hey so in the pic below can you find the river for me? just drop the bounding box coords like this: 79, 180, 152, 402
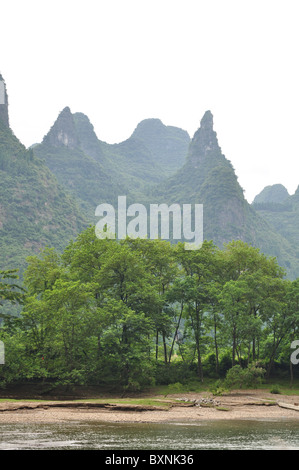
0, 419, 299, 450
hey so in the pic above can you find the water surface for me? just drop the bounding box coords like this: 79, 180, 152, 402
0, 419, 298, 450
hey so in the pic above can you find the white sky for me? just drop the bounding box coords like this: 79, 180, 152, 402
1, 0, 299, 203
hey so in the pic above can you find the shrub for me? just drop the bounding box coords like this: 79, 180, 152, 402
166, 382, 184, 394
224, 363, 265, 389
209, 380, 228, 396
270, 384, 281, 394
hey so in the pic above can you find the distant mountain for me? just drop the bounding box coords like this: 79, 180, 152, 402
0, 80, 86, 274
253, 184, 290, 204
253, 185, 299, 259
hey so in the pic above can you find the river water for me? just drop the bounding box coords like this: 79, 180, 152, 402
0, 419, 299, 450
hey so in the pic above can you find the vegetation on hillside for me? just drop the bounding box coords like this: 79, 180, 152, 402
0, 119, 86, 276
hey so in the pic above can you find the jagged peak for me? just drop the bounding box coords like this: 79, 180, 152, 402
187, 110, 222, 167
42, 106, 80, 149
60, 106, 72, 115
200, 110, 214, 130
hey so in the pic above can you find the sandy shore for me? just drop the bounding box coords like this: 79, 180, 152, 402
0, 390, 298, 424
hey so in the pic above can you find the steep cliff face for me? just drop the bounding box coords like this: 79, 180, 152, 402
155, 110, 239, 202
187, 110, 223, 169
0, 74, 9, 128
158, 111, 253, 244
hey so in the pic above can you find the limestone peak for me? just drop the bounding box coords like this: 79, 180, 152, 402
200, 110, 214, 130
187, 110, 222, 167
42, 107, 80, 149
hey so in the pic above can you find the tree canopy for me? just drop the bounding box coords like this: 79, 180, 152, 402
0, 228, 298, 391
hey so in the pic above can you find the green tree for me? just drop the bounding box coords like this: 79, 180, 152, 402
0, 269, 25, 320
219, 241, 286, 369
176, 240, 219, 381
125, 238, 178, 362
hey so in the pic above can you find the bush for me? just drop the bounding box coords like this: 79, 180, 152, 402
166, 382, 184, 394
224, 363, 266, 389
270, 384, 281, 394
209, 380, 228, 396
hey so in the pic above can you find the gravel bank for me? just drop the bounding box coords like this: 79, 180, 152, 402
0, 390, 298, 424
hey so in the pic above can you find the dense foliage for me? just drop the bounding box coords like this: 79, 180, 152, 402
1, 228, 298, 391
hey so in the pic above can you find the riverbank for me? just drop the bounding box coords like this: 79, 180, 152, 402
0, 390, 298, 424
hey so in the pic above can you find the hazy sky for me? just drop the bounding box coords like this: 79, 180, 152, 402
1, 0, 298, 202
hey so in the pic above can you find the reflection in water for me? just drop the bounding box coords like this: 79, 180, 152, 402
0, 419, 299, 450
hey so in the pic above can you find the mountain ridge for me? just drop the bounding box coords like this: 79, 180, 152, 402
1, 73, 299, 278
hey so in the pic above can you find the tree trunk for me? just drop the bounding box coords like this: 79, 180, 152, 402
266, 337, 283, 379
214, 315, 219, 376
162, 332, 167, 364
196, 338, 203, 382
232, 325, 237, 367
290, 359, 294, 388
97, 334, 101, 360
168, 302, 183, 363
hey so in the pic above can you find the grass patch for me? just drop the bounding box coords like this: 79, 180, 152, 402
216, 406, 230, 411
73, 397, 172, 408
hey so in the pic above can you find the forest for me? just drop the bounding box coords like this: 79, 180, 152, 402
0, 227, 299, 392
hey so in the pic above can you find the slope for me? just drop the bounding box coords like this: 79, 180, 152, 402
0, 117, 86, 274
